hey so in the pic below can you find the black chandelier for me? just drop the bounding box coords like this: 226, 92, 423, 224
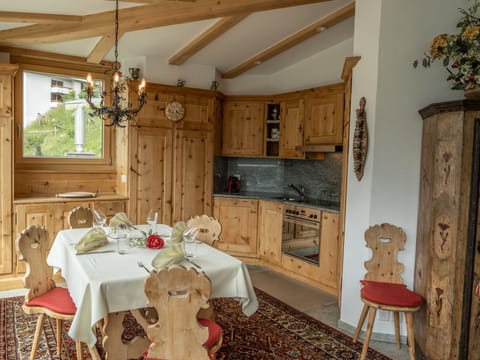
85, 0, 146, 127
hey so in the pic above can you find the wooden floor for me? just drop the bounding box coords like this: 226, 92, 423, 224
248, 265, 411, 360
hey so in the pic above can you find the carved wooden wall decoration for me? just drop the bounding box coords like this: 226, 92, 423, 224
353, 97, 367, 181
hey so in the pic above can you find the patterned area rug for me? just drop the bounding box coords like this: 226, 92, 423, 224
0, 289, 390, 360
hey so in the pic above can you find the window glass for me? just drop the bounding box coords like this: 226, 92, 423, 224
22, 71, 105, 159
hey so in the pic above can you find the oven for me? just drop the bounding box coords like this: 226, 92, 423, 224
281, 204, 321, 265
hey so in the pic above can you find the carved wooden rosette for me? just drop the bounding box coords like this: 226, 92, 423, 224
353, 97, 367, 180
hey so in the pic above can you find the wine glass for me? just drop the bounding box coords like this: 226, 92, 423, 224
92, 209, 107, 229
183, 227, 200, 258
146, 209, 158, 233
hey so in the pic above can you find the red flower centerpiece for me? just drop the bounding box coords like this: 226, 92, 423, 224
146, 234, 165, 249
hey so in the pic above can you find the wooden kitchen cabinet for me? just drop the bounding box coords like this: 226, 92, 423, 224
0, 65, 17, 276
318, 211, 339, 288
222, 101, 264, 156
172, 129, 214, 224
129, 126, 174, 226
304, 84, 344, 145
213, 197, 258, 257
124, 82, 217, 226
258, 200, 283, 264
279, 98, 304, 159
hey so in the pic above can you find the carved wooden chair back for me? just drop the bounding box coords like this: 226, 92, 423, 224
17, 225, 55, 301
143, 265, 213, 360
68, 206, 94, 229
186, 215, 222, 246
363, 223, 406, 284
353, 223, 423, 360
16, 225, 82, 359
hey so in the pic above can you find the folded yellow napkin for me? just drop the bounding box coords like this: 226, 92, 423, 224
151, 243, 185, 269
109, 212, 134, 229
170, 221, 188, 243
75, 227, 108, 254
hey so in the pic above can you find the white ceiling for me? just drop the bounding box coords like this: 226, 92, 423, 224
0, 0, 355, 77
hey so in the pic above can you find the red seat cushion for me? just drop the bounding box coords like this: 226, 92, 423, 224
24, 287, 76, 315
198, 318, 222, 349
360, 280, 423, 307
143, 318, 222, 360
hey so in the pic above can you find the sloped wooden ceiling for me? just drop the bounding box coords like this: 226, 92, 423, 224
0, 0, 355, 78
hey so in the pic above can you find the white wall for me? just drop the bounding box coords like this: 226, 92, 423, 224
341, 0, 469, 337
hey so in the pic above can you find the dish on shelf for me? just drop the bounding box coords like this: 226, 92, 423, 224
56, 191, 97, 198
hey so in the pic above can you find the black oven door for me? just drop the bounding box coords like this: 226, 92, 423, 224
282, 215, 321, 265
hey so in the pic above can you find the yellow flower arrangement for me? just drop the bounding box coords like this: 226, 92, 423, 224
414, 1, 480, 90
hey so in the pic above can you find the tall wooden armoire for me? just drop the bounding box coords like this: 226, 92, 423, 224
414, 100, 480, 359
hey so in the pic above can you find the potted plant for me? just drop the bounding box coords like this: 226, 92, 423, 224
414, 0, 480, 97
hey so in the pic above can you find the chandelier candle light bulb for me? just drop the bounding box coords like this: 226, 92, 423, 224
84, 0, 147, 127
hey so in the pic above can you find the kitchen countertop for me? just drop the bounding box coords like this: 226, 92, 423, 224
214, 191, 340, 213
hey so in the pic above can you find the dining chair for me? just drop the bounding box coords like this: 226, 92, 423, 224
352, 223, 423, 360
68, 206, 94, 228
186, 214, 222, 246
16, 225, 83, 360
142, 265, 223, 360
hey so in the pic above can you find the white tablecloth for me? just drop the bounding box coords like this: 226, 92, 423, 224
46, 224, 258, 346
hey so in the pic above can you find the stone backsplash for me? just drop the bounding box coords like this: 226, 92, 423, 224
214, 153, 342, 203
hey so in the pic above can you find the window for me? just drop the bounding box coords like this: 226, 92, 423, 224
15, 64, 113, 168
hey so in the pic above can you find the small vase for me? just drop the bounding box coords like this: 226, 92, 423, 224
464, 87, 480, 99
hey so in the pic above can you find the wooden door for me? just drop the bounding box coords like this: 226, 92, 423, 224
304, 93, 344, 145
172, 129, 214, 224
279, 99, 304, 159
258, 200, 283, 264
15, 204, 55, 274
130, 127, 173, 226
222, 101, 264, 156
213, 197, 258, 257
318, 211, 339, 289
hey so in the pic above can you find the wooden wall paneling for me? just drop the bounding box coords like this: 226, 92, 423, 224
14, 171, 118, 197
172, 129, 214, 224
131, 126, 173, 226
0, 66, 17, 275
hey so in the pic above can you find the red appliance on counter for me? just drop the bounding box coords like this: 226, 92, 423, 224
227, 176, 240, 193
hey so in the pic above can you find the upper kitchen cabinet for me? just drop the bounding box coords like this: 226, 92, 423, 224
304, 83, 345, 146
222, 101, 264, 156
0, 65, 17, 276
279, 98, 305, 159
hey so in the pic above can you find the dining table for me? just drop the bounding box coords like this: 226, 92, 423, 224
46, 224, 259, 359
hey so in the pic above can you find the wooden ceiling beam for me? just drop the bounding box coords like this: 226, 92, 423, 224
0, 11, 82, 24
222, 0, 355, 79
0, 46, 112, 69
86, 32, 122, 64
0, 0, 331, 44
169, 14, 249, 65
